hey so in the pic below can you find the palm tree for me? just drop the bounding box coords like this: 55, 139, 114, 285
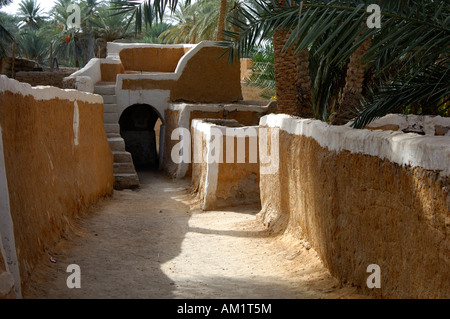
17, 0, 45, 29
92, 2, 136, 57
0, 1, 17, 57
112, 0, 188, 33
158, 2, 198, 43
244, 44, 276, 99
0, 0, 14, 42
273, 0, 313, 117
331, 33, 372, 125
221, 0, 449, 127
114, 0, 238, 43
51, 0, 74, 27
17, 28, 50, 64
138, 23, 172, 44
273, 25, 299, 115
80, 0, 101, 62
159, 0, 227, 43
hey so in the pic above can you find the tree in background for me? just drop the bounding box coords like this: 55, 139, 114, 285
0, 0, 18, 57
223, 0, 449, 127
92, 1, 136, 57
113, 0, 234, 42
17, 0, 45, 29
159, 0, 231, 43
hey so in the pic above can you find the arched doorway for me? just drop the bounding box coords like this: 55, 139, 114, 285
119, 104, 164, 170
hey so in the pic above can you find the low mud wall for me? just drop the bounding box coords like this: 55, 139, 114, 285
163, 102, 272, 178
258, 114, 450, 299
0, 76, 114, 296
15, 71, 75, 88
191, 119, 260, 210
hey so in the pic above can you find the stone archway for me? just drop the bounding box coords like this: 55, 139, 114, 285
119, 104, 165, 170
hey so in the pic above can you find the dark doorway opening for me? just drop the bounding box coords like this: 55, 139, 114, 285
119, 104, 163, 171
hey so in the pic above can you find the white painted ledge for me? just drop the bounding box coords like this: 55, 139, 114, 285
261, 114, 450, 176
366, 113, 450, 136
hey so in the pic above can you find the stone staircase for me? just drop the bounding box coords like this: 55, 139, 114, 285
94, 83, 140, 190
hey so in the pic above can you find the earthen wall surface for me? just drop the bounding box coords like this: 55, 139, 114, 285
258, 116, 450, 298
0, 79, 114, 290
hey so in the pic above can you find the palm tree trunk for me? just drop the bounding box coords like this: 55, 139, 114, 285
273, 0, 313, 117
296, 47, 314, 117
216, 0, 227, 41
332, 35, 372, 125
273, 27, 298, 115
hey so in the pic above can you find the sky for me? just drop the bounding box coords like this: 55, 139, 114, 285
1, 0, 58, 15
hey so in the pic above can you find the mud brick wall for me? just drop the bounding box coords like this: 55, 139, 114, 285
0, 76, 114, 293
258, 114, 450, 299
191, 119, 260, 210
162, 104, 269, 179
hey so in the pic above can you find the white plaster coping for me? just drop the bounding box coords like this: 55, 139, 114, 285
72, 76, 94, 94
0, 75, 103, 104
115, 88, 170, 121
191, 120, 219, 208
0, 124, 21, 298
106, 42, 196, 60
191, 119, 259, 210
172, 102, 269, 178
66, 58, 102, 82
261, 114, 450, 176
101, 57, 123, 65
366, 114, 450, 136
63, 58, 103, 93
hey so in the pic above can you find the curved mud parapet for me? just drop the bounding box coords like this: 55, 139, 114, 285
0, 76, 114, 296
258, 114, 450, 298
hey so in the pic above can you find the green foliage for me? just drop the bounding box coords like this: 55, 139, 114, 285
0, 12, 19, 57
17, 0, 45, 29
244, 43, 276, 99
221, 0, 450, 126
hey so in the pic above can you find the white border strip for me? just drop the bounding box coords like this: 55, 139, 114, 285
261, 114, 450, 175
0, 75, 103, 104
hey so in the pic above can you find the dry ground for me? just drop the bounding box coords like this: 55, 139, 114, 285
23, 171, 366, 299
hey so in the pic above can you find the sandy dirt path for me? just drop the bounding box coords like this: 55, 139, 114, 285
23, 171, 365, 299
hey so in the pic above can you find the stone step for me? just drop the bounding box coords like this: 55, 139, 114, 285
108, 137, 126, 152
102, 95, 117, 104
107, 133, 121, 139
114, 173, 140, 190
104, 124, 120, 135
104, 112, 119, 124
103, 104, 118, 114
113, 151, 133, 163
94, 85, 115, 95
114, 162, 137, 174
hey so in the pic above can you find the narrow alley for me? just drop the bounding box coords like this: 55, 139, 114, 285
23, 171, 363, 299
